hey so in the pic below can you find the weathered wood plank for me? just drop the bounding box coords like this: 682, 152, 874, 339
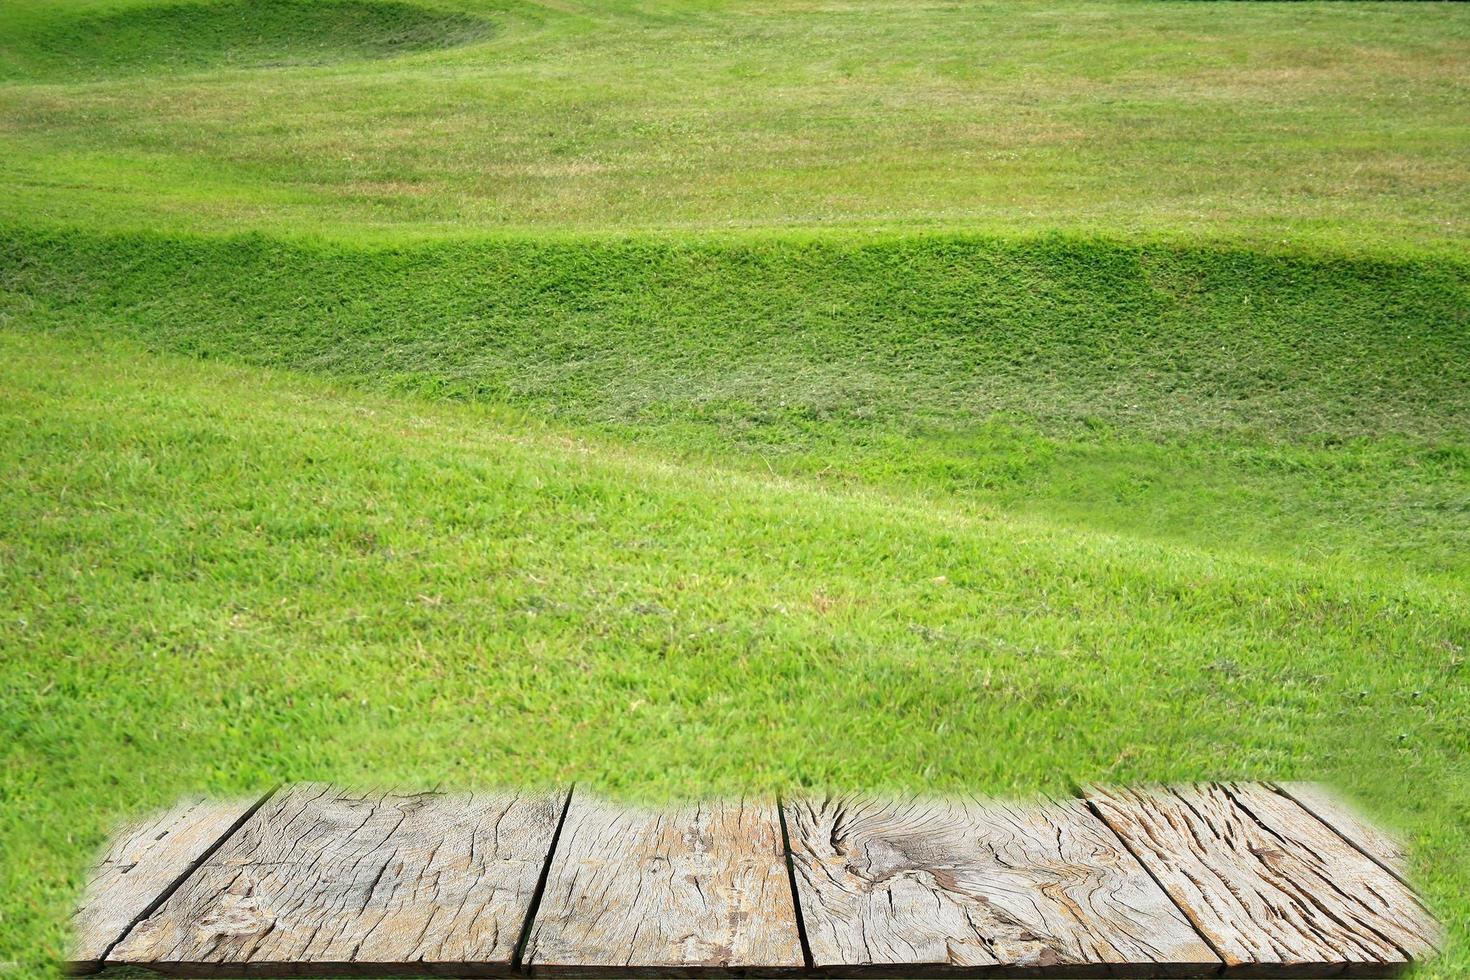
77, 783, 1441, 978
1087, 782, 1441, 977
522, 794, 803, 976
70, 796, 261, 974
1273, 782, 1408, 881
109, 784, 567, 976
784, 793, 1220, 977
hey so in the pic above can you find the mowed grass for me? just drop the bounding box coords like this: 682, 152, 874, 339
3, 332, 1467, 974
6, 230, 1468, 578
0, 0, 1466, 250
2, 0, 1470, 976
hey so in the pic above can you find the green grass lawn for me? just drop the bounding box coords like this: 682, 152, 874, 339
2, 0, 1468, 976
2, 0, 1468, 250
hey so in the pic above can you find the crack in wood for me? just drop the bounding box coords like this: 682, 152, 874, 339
1085, 782, 1441, 976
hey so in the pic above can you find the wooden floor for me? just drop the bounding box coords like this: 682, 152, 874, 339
70, 782, 1440, 978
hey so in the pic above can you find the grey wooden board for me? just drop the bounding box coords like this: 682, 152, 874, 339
522, 793, 803, 976
1087, 782, 1442, 977
109, 784, 567, 976
70, 796, 260, 973
1273, 782, 1408, 881
76, 783, 1442, 978
784, 793, 1221, 977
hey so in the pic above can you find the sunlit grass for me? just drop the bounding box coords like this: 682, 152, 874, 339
1, 0, 1466, 249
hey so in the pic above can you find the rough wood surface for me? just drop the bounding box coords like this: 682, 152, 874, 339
109, 784, 567, 976
522, 794, 803, 976
76, 783, 1441, 978
784, 793, 1220, 977
1087, 782, 1441, 977
1273, 782, 1408, 880
70, 796, 261, 974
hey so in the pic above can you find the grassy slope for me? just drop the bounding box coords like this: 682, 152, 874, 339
0, 0, 1466, 249
3, 332, 1467, 970
2, 0, 1469, 975
5, 230, 1468, 579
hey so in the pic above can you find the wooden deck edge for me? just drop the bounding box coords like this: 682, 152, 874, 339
70, 783, 1439, 980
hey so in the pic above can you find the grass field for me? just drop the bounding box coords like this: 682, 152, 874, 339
1, 1, 1468, 976
2, 0, 1468, 250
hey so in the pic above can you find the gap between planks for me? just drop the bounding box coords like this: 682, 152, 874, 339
512, 785, 576, 973
1075, 786, 1233, 972
774, 796, 815, 973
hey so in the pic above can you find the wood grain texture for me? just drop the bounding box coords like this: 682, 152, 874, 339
69, 796, 260, 974
522, 794, 803, 976
1087, 782, 1442, 977
1273, 782, 1408, 881
109, 784, 568, 976
785, 793, 1220, 978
